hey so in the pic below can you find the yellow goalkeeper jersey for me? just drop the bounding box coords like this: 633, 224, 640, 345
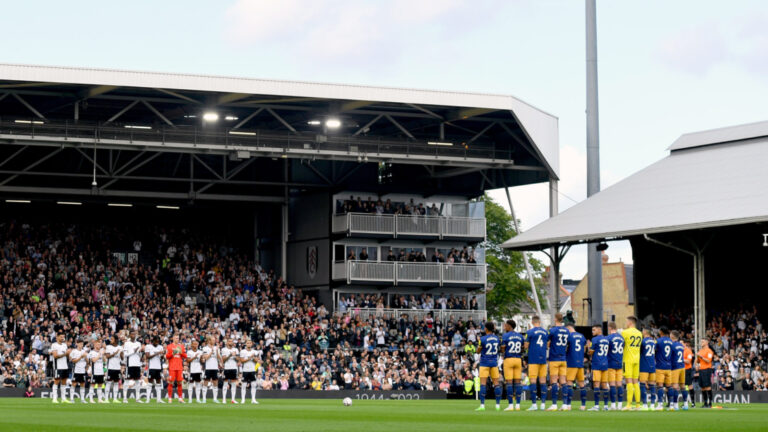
621, 327, 643, 363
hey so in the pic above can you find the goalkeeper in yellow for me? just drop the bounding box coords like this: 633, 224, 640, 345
621, 316, 643, 410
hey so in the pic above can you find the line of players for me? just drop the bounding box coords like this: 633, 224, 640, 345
48, 330, 262, 404
475, 313, 716, 411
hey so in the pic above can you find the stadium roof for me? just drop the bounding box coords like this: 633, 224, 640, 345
503, 120, 768, 250
0, 63, 559, 202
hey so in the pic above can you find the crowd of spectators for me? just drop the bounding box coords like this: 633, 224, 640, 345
0, 220, 484, 392
336, 293, 480, 312
337, 196, 441, 217
2, 220, 764, 394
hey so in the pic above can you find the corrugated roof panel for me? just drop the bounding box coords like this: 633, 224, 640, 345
669, 120, 768, 152
503, 135, 768, 250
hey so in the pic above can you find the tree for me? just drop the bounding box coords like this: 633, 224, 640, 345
480, 193, 548, 319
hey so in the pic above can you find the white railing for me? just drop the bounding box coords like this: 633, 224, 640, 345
332, 261, 347, 280
332, 214, 349, 233
395, 262, 441, 283
338, 307, 487, 324
347, 261, 395, 282
344, 260, 486, 285
441, 216, 486, 238
441, 263, 487, 285
332, 213, 485, 239
349, 213, 396, 234
395, 215, 441, 237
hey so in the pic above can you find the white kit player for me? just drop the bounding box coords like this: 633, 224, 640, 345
201, 336, 220, 403
187, 339, 203, 403
105, 334, 123, 403
124, 331, 144, 403
88, 340, 107, 403
239, 339, 260, 404
145, 336, 165, 403
51, 333, 72, 404
69, 340, 89, 403
221, 339, 240, 404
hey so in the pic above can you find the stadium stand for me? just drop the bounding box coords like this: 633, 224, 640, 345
0, 221, 482, 392
1, 220, 765, 394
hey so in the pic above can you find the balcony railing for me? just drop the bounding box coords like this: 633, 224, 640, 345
333, 213, 485, 239
345, 260, 486, 286
336, 308, 487, 324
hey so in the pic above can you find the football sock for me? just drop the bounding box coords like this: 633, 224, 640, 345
479, 384, 486, 405
550, 383, 559, 404
667, 388, 676, 406
537, 383, 544, 404
79, 386, 85, 401
97, 387, 104, 401
603, 388, 610, 405
657, 387, 665, 405
222, 382, 229, 401
634, 383, 641, 404
189, 383, 195, 402
134, 382, 141, 400
177, 383, 183, 399
626, 384, 634, 405
530, 383, 537, 404
52, 384, 58, 401
61, 384, 68, 401
707, 390, 713, 405
155, 384, 162, 401
506, 384, 514, 404
609, 386, 616, 403
593, 387, 601, 406
648, 384, 656, 404
241, 383, 247, 403
203, 384, 208, 403
494, 385, 502, 406
640, 383, 647, 404
250, 382, 258, 401
690, 388, 696, 405
213, 386, 219, 402
580, 387, 587, 406
167, 382, 174, 399
515, 383, 522, 404
617, 385, 624, 404
682, 388, 689, 405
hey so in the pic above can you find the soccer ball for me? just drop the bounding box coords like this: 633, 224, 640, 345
343, 397, 353, 407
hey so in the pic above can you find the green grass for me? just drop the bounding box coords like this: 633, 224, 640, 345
0, 398, 765, 432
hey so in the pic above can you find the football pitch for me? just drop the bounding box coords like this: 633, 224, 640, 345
0, 399, 765, 432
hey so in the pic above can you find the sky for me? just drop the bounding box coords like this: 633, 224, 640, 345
2, 0, 767, 279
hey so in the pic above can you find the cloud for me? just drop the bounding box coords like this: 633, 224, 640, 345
658, 13, 768, 76
223, 0, 471, 59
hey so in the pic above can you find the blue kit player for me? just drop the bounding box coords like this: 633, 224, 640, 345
501, 320, 524, 411
565, 324, 588, 411
524, 316, 549, 411
546, 313, 570, 411
588, 325, 610, 411
475, 322, 502, 411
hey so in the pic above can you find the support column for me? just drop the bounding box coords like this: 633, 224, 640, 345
697, 252, 706, 344
549, 179, 559, 321
693, 253, 700, 346
253, 211, 259, 264
281, 159, 288, 281
586, 0, 603, 326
